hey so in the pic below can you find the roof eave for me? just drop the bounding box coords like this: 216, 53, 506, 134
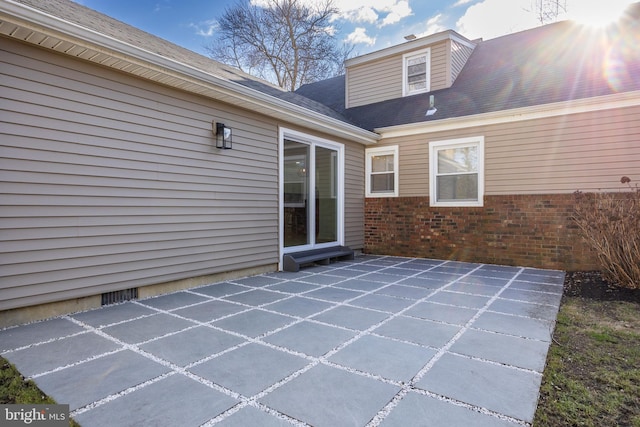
0, 0, 379, 146
374, 90, 640, 138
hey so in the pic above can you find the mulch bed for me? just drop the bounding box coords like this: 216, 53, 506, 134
563, 271, 640, 303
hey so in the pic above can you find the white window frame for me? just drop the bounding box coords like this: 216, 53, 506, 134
366, 145, 399, 197
279, 127, 345, 257
429, 136, 484, 207
402, 48, 430, 97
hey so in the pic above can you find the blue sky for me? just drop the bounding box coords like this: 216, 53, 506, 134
72, 0, 636, 57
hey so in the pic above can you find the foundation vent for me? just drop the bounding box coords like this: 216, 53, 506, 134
101, 288, 138, 306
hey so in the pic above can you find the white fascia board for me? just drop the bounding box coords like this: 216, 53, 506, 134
375, 91, 640, 138
1, 0, 379, 146
345, 30, 476, 68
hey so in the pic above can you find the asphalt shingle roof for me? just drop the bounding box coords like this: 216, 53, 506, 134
14, 0, 356, 125
297, 5, 640, 131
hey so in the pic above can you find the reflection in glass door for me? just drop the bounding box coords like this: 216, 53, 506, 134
315, 146, 337, 244
284, 140, 310, 247
283, 137, 340, 249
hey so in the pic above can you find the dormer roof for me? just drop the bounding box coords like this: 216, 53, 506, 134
298, 5, 640, 132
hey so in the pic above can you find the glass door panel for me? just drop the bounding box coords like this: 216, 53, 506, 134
284, 140, 310, 247
315, 146, 337, 244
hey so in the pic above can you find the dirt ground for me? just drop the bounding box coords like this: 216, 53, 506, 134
563, 270, 640, 303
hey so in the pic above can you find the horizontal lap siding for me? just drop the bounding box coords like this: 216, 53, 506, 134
347, 56, 401, 108
344, 141, 365, 249
379, 105, 640, 197
0, 39, 279, 310
430, 42, 448, 91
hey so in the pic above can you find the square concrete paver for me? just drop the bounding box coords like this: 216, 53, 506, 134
263, 321, 355, 357
260, 364, 400, 427
350, 293, 414, 313
223, 289, 288, 306
404, 301, 478, 325
473, 311, 555, 341
73, 373, 238, 427
416, 353, 543, 422
489, 298, 560, 321
101, 313, 194, 344
0, 256, 564, 427
375, 284, 433, 300
140, 291, 210, 311
311, 305, 390, 330
194, 282, 247, 298
0, 317, 85, 352
35, 350, 169, 410
171, 300, 247, 323
71, 303, 156, 328
263, 296, 333, 318
329, 335, 436, 382
215, 406, 294, 426
189, 343, 308, 397
380, 392, 520, 427
373, 316, 461, 348
449, 328, 551, 372
212, 309, 294, 338
7, 332, 120, 377
139, 326, 244, 366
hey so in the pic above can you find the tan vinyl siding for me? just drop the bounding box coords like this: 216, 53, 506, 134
374, 105, 640, 198
344, 141, 365, 249
347, 56, 401, 108
346, 40, 456, 108
430, 41, 448, 91
0, 39, 280, 310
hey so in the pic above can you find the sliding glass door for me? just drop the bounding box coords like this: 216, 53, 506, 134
282, 131, 342, 252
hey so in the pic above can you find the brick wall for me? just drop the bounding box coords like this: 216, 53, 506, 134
364, 194, 598, 270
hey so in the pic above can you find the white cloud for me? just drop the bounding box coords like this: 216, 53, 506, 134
331, 0, 412, 27
417, 13, 447, 37
346, 27, 377, 46
455, 0, 538, 40
189, 19, 218, 37
341, 7, 379, 24
379, 0, 413, 27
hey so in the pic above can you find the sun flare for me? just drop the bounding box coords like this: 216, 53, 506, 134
567, 1, 633, 28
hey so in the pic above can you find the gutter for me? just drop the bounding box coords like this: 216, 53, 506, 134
375, 90, 640, 138
0, 0, 380, 146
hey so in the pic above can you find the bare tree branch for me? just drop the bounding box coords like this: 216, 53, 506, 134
205, 0, 352, 91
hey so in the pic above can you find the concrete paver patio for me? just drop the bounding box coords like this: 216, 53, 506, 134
0, 256, 564, 426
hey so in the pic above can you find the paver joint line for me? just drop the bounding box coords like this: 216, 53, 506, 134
0, 256, 563, 427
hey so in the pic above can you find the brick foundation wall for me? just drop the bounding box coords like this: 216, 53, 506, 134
364, 194, 598, 271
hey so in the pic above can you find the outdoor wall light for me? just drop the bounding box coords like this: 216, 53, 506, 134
214, 122, 232, 149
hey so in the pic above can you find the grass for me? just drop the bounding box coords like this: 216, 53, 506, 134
533, 296, 640, 427
1, 356, 81, 426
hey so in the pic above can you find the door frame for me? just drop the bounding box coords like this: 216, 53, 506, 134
278, 127, 345, 264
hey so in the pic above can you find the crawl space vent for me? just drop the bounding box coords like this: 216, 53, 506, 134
101, 288, 138, 305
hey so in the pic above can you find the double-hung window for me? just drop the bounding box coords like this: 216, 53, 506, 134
365, 146, 399, 197
429, 137, 484, 207
403, 48, 430, 96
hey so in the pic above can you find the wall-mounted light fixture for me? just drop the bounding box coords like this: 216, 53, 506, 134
214, 122, 232, 149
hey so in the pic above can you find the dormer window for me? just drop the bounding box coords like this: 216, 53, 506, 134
403, 48, 430, 96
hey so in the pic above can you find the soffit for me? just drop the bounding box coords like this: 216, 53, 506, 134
0, 1, 379, 145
